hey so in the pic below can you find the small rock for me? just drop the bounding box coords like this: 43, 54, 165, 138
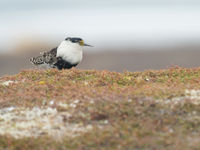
90, 100, 94, 104
169, 128, 174, 133
128, 99, 132, 103
74, 99, 80, 104
69, 103, 76, 108
49, 100, 54, 105
104, 120, 109, 124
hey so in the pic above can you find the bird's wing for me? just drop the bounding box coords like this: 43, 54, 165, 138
42, 47, 57, 64
30, 47, 58, 65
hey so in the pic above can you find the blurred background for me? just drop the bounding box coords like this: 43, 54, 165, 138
1, 0, 200, 76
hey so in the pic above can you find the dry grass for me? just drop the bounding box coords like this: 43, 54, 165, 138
0, 67, 200, 149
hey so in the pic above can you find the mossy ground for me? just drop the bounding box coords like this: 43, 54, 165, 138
1, 67, 200, 150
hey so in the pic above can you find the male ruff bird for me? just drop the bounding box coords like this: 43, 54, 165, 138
30, 37, 92, 70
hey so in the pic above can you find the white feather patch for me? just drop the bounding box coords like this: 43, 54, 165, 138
56, 41, 83, 64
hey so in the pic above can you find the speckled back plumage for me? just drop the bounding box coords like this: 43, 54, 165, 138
30, 47, 57, 67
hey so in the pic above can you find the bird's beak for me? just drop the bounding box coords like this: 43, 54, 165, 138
80, 40, 93, 47
84, 43, 93, 47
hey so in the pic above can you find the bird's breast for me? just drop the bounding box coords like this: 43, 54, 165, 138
56, 42, 83, 65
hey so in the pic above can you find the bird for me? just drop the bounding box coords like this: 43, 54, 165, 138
30, 37, 92, 70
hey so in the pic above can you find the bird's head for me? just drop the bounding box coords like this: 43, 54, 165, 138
65, 37, 93, 47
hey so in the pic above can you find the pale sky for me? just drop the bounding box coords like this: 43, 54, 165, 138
0, 0, 200, 52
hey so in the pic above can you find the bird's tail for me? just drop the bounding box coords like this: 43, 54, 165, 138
29, 57, 35, 64
29, 56, 45, 65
